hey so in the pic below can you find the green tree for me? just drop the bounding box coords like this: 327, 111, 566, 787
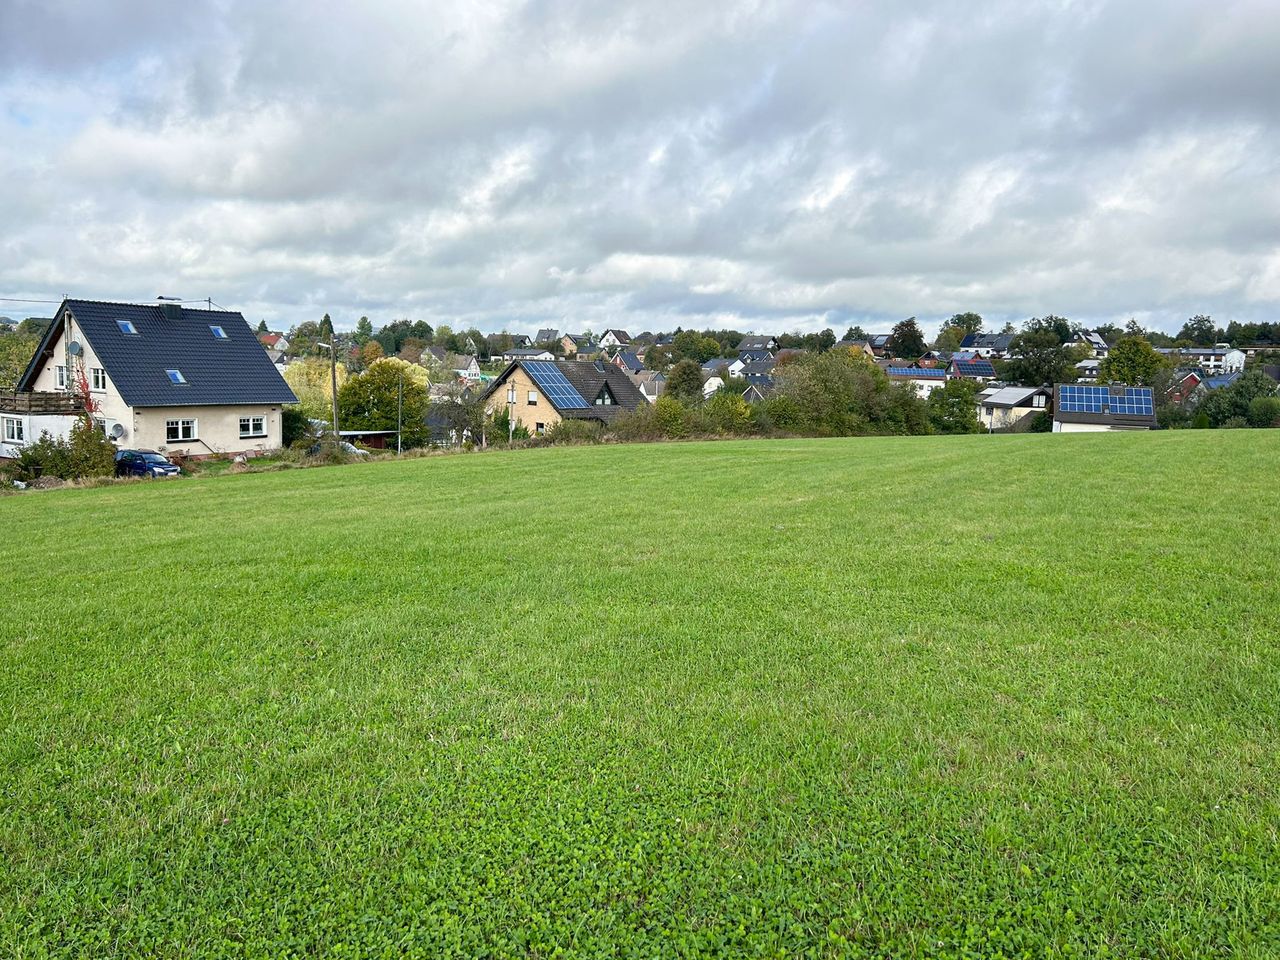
354, 316, 373, 345
948, 312, 984, 335
927, 378, 980, 434
283, 357, 349, 420
666, 359, 705, 405
1196, 371, 1279, 427
1024, 315, 1074, 345
1175, 314, 1218, 345
842, 325, 870, 342
772, 350, 927, 436
1003, 330, 1080, 386
1100, 336, 1168, 386
0, 333, 39, 390
887, 317, 927, 359
1247, 396, 1280, 428
337, 358, 432, 447
933, 325, 964, 353
256, 319, 268, 334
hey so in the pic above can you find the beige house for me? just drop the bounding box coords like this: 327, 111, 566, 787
11, 299, 296, 457
484, 359, 647, 435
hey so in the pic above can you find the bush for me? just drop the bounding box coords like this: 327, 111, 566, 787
7, 420, 116, 482
703, 391, 753, 434
1028, 411, 1053, 433
543, 419, 604, 445
653, 396, 692, 439
1247, 396, 1280, 428
1220, 416, 1249, 430
610, 403, 662, 442
282, 406, 314, 447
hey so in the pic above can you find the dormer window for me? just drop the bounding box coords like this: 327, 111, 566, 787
117, 320, 138, 334
209, 325, 228, 339
166, 369, 187, 384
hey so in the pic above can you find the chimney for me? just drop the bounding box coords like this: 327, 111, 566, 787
160, 302, 182, 321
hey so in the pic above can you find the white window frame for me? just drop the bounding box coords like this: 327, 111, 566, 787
116, 320, 137, 335
209, 325, 228, 339
2, 417, 24, 442
527, 390, 538, 406
1033, 394, 1046, 408
166, 369, 186, 384
55, 365, 68, 390
91, 367, 106, 391
166, 418, 198, 442
239, 416, 266, 438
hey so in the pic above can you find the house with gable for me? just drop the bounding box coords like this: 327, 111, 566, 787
5, 299, 296, 457
482, 358, 647, 435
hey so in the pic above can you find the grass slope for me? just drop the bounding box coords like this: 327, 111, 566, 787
2, 432, 1278, 958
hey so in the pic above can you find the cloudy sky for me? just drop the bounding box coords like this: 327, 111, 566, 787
2, 0, 1278, 337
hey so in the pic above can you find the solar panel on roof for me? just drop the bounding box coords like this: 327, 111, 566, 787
523, 361, 589, 409
1059, 384, 1152, 416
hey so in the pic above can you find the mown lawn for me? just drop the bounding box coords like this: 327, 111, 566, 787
2, 431, 1278, 958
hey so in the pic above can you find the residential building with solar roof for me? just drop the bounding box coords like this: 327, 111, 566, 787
482, 358, 648, 435
1052, 384, 1156, 432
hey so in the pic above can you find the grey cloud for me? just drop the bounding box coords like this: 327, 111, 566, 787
2, 0, 1279, 337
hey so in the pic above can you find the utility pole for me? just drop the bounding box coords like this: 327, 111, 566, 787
397, 373, 403, 454
318, 341, 339, 439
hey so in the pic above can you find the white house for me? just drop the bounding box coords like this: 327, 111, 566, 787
600, 329, 632, 349
499, 347, 555, 363
976, 385, 1050, 431
1155, 344, 1245, 374
5, 299, 296, 458
886, 366, 947, 397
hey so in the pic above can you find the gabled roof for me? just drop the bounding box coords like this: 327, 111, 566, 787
949, 357, 997, 379
981, 386, 1049, 408
701, 358, 733, 371
18, 299, 296, 407
614, 351, 644, 373
1054, 384, 1155, 427
737, 335, 775, 351
1201, 372, 1241, 390
483, 359, 647, 421
1077, 331, 1109, 349
502, 348, 555, 358
738, 360, 777, 379
535, 328, 559, 343
602, 328, 631, 343
958, 333, 1015, 351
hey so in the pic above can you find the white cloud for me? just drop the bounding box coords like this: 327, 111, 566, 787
1, 0, 1279, 338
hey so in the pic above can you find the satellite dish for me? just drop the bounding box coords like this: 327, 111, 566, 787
68, 341, 83, 356
110, 423, 126, 439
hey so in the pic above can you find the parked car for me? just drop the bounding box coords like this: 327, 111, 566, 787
115, 449, 182, 478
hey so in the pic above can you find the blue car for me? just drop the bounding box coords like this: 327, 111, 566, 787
115, 449, 181, 478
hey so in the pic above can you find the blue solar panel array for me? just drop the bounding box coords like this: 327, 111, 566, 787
1059, 385, 1153, 415
887, 366, 946, 378
953, 359, 996, 377
523, 361, 590, 409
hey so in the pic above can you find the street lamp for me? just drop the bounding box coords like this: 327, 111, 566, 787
506, 383, 516, 443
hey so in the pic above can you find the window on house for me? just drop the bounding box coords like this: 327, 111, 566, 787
239, 416, 266, 438
535, 422, 546, 435
3, 417, 23, 442
91, 367, 106, 391
527, 390, 538, 405
166, 369, 186, 384
210, 325, 228, 339
116, 320, 138, 335
1033, 394, 1046, 408
166, 418, 197, 441
55, 365, 68, 390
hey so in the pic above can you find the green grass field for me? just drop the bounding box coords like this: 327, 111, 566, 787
2, 432, 1278, 957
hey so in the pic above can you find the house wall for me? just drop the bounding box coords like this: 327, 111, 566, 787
1052, 421, 1147, 433
28, 314, 133, 434
487, 366, 563, 435
130, 404, 283, 456
0, 412, 77, 459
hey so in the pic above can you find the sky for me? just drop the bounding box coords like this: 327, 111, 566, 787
1, 0, 1278, 338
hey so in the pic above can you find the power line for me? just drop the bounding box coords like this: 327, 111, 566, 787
0, 297, 63, 304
